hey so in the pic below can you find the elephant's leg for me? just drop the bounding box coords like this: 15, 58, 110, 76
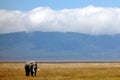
31, 65, 34, 76
31, 71, 33, 76
25, 65, 30, 76
27, 67, 30, 76
34, 69, 37, 76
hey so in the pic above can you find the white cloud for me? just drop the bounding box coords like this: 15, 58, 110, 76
0, 5, 120, 35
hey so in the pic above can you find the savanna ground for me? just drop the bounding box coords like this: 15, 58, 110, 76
1, 62, 120, 80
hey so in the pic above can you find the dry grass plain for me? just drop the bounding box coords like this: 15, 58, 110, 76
1, 62, 120, 80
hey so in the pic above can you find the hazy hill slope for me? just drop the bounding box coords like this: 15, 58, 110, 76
0, 32, 120, 61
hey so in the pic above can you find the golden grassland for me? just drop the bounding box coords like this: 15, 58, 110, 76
1, 62, 120, 80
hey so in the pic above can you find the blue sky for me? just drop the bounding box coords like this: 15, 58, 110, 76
0, 0, 120, 11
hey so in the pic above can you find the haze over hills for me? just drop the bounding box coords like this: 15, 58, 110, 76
0, 31, 120, 62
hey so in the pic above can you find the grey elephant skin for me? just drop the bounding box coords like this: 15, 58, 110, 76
25, 61, 37, 76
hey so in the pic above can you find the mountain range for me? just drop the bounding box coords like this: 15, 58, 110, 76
0, 31, 120, 62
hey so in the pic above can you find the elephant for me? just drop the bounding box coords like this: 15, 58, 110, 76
25, 61, 38, 76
